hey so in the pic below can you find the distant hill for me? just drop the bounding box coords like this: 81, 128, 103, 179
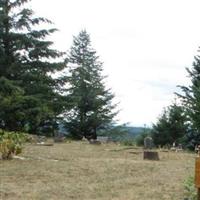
97, 125, 146, 142
125, 126, 144, 136
116, 126, 145, 141
58, 123, 146, 141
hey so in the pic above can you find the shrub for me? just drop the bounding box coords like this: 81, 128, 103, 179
184, 176, 197, 200
135, 132, 150, 146
121, 139, 135, 146
0, 130, 27, 159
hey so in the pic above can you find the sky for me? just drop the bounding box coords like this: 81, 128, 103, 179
29, 0, 200, 127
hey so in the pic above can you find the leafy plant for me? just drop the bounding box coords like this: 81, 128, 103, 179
184, 176, 197, 200
0, 130, 26, 159
135, 130, 151, 146
151, 102, 188, 147
121, 139, 135, 146
0, 0, 66, 134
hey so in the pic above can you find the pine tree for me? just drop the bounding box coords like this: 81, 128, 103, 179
0, 0, 66, 134
151, 102, 187, 147
65, 30, 117, 140
177, 49, 200, 148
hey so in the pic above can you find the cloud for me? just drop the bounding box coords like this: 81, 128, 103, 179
30, 0, 200, 126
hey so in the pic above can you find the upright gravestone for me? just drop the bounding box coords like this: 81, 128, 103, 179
54, 131, 65, 143
143, 137, 159, 161
144, 137, 153, 149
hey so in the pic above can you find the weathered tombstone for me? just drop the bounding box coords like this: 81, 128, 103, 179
195, 145, 200, 154
54, 132, 65, 143
144, 137, 153, 149
143, 137, 159, 160
176, 144, 183, 152
195, 145, 199, 154
89, 139, 101, 145
97, 136, 109, 143
169, 141, 176, 151
143, 151, 159, 160
37, 136, 47, 143
82, 137, 88, 142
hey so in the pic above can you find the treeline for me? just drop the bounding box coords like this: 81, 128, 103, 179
1, 0, 200, 148
151, 56, 200, 149
0, 0, 116, 140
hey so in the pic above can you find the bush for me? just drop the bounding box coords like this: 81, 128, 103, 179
121, 139, 135, 146
0, 130, 27, 159
184, 176, 197, 200
135, 131, 150, 146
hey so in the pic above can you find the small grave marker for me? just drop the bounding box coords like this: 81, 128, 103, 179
144, 137, 153, 149
143, 137, 159, 161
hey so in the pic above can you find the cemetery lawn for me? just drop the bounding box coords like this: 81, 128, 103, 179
0, 141, 195, 200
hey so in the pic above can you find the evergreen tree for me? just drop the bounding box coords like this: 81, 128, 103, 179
177, 49, 200, 148
65, 30, 117, 140
151, 102, 187, 147
0, 0, 66, 134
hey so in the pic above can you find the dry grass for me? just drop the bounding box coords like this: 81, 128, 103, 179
0, 141, 196, 200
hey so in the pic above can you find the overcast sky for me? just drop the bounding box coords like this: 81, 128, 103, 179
30, 0, 200, 127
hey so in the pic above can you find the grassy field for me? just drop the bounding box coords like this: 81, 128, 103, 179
0, 141, 196, 200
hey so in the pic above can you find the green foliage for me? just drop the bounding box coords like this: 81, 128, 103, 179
177, 51, 200, 149
0, 130, 27, 159
184, 176, 197, 200
135, 128, 151, 146
121, 139, 135, 146
0, 0, 66, 134
64, 30, 117, 140
151, 101, 188, 147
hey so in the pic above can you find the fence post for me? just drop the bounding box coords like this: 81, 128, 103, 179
198, 188, 200, 200
195, 157, 200, 200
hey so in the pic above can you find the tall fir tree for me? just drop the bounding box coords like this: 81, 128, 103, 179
151, 102, 187, 147
178, 49, 200, 148
0, 0, 66, 134
65, 30, 117, 140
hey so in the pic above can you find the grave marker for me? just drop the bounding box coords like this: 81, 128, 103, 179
144, 137, 153, 149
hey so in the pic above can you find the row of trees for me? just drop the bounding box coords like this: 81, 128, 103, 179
0, 0, 116, 139
151, 102, 187, 146
151, 51, 200, 149
1, 0, 200, 147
